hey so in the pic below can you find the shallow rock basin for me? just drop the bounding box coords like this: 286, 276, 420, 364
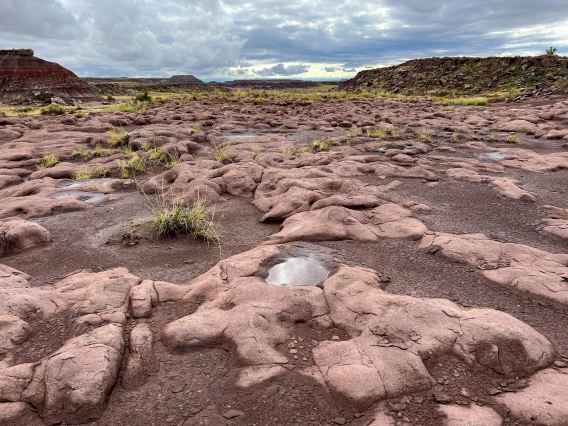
266, 257, 330, 287
483, 152, 510, 161
57, 178, 113, 189
222, 133, 258, 140
50, 190, 108, 204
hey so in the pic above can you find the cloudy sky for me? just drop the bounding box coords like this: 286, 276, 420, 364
1, 0, 567, 80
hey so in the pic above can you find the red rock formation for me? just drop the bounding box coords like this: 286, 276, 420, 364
0, 49, 102, 103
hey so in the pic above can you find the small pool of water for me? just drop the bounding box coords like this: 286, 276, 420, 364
50, 190, 107, 204
266, 257, 331, 287
57, 178, 113, 189
483, 152, 509, 161
38, 143, 63, 149
222, 133, 258, 140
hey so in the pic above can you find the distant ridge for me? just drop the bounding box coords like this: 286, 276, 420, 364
338, 56, 568, 98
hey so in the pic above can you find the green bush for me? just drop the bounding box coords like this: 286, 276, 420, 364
41, 104, 66, 116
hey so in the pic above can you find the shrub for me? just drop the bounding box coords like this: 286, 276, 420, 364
488, 132, 497, 141
37, 154, 59, 169
135, 91, 152, 102
107, 127, 130, 147
546, 46, 557, 56
148, 195, 220, 244
41, 104, 66, 116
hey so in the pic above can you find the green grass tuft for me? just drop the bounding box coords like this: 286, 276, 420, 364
107, 127, 130, 147
36, 154, 59, 169
148, 195, 220, 244
72, 166, 110, 180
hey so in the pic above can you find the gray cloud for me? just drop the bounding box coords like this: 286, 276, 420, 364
255, 63, 310, 76
1, 0, 567, 79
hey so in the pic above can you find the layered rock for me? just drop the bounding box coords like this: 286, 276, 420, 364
0, 49, 102, 104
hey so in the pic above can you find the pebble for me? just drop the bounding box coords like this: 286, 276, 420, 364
223, 409, 245, 419
333, 417, 346, 425
554, 360, 567, 368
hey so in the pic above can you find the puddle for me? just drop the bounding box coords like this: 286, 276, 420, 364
57, 178, 113, 189
222, 133, 258, 140
266, 257, 330, 287
50, 190, 108, 204
38, 143, 63, 149
483, 152, 509, 161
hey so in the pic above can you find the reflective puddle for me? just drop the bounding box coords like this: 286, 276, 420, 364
50, 190, 107, 204
57, 178, 113, 189
483, 152, 509, 161
222, 133, 258, 140
266, 257, 330, 287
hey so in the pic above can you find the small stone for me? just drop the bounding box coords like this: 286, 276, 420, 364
333, 417, 346, 425
554, 360, 567, 368
389, 402, 408, 411
331, 335, 340, 341
290, 349, 298, 354
433, 391, 452, 404
487, 388, 501, 395
460, 387, 471, 398
223, 409, 245, 419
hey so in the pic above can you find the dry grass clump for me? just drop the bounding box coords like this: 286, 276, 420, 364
506, 133, 520, 143
432, 96, 489, 106
415, 129, 432, 142
107, 127, 130, 147
36, 154, 59, 169
72, 166, 110, 180
213, 142, 232, 163
148, 194, 220, 244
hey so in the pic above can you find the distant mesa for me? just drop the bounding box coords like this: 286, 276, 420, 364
169, 75, 203, 83
0, 48, 102, 105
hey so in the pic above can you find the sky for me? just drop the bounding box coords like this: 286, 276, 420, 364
1, 0, 567, 81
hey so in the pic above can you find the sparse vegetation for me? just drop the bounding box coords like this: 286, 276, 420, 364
450, 132, 459, 142
74, 111, 85, 118
366, 127, 386, 139
506, 133, 520, 143
250, 144, 262, 153
147, 194, 220, 244
190, 124, 202, 133
347, 128, 362, 138
36, 154, 59, 169
546, 46, 558, 56
117, 153, 148, 178
213, 142, 232, 164
72, 147, 94, 161
107, 127, 130, 147
40, 104, 66, 116
135, 91, 152, 102
488, 132, 497, 142
415, 129, 432, 143
72, 166, 110, 180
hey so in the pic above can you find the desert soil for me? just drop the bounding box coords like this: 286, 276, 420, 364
0, 93, 568, 426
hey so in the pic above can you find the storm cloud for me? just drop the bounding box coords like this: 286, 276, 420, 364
1, 0, 567, 80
